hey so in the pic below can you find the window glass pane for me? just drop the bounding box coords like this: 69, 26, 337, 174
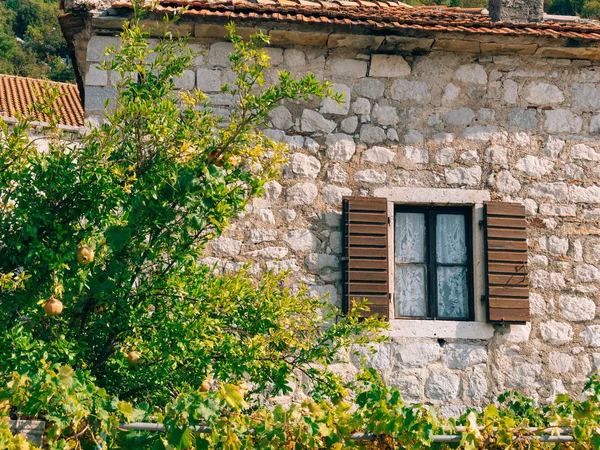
437, 266, 468, 318
396, 265, 427, 317
436, 214, 467, 265
395, 212, 426, 263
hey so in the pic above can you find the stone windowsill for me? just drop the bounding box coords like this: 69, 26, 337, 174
387, 319, 495, 340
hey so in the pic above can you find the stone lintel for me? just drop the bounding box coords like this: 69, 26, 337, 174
388, 320, 495, 339
534, 46, 600, 60
268, 29, 329, 46
374, 187, 491, 205
480, 42, 538, 55
89, 16, 600, 62
379, 35, 435, 52
194, 24, 259, 40
326, 33, 384, 50
140, 20, 194, 37
432, 39, 481, 53
91, 16, 126, 30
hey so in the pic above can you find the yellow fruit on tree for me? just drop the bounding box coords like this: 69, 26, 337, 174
200, 380, 211, 392
43, 297, 63, 316
76, 246, 95, 264
126, 351, 141, 365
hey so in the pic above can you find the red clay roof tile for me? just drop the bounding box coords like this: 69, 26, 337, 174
0, 74, 83, 127
110, 0, 600, 41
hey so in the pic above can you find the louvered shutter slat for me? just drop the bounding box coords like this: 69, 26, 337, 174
343, 196, 390, 319
484, 201, 530, 323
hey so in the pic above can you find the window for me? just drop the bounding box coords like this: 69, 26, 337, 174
342, 192, 530, 333
394, 206, 474, 321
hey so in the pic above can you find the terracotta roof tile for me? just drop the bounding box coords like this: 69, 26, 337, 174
111, 0, 600, 41
0, 75, 83, 127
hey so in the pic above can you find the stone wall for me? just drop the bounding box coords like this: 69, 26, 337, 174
85, 34, 600, 415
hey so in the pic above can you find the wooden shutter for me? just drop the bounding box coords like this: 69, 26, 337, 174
342, 196, 390, 319
484, 202, 530, 323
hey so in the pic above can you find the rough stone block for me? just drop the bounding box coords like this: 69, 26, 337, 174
322, 185, 352, 205
328, 58, 368, 78
443, 344, 487, 369
355, 169, 387, 184
425, 372, 461, 401
404, 146, 429, 164
174, 70, 195, 90
320, 83, 351, 115
85, 87, 117, 112
397, 342, 441, 368
196, 68, 221, 92
283, 229, 317, 252
353, 77, 384, 100
369, 54, 411, 78
559, 294, 596, 322
209, 42, 235, 67
445, 167, 482, 186
516, 156, 554, 177
86, 65, 108, 86
540, 320, 573, 346
301, 110, 336, 133
359, 124, 386, 145
362, 146, 396, 164
87, 35, 120, 62
524, 82, 564, 105
287, 182, 318, 206
454, 64, 487, 85
325, 133, 356, 162
390, 80, 431, 104
287, 153, 321, 179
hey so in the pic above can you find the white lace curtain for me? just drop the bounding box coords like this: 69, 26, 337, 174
395, 212, 468, 319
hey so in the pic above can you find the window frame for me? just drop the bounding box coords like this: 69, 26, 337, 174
394, 204, 475, 321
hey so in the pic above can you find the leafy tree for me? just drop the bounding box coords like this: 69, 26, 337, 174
0, 0, 74, 82
582, 0, 600, 16
0, 5, 385, 408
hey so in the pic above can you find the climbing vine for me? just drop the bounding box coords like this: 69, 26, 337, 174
4, 366, 600, 449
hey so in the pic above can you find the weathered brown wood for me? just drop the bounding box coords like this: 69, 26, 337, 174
485, 203, 526, 217
485, 202, 530, 324
348, 259, 389, 270
489, 298, 530, 309
488, 286, 529, 298
347, 223, 387, 235
487, 251, 528, 263
347, 236, 388, 246
347, 199, 390, 212
348, 271, 389, 281
347, 212, 387, 223
347, 282, 389, 294
488, 262, 527, 274
486, 217, 527, 229
489, 307, 529, 322
348, 247, 388, 258
486, 239, 528, 251
488, 274, 529, 286
343, 196, 389, 319
486, 228, 528, 240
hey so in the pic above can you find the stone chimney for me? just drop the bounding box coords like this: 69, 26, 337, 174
489, 0, 544, 23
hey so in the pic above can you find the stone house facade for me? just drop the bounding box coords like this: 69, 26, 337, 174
60, 0, 600, 416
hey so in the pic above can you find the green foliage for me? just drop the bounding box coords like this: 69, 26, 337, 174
582, 0, 600, 17
404, 0, 600, 17
0, 0, 74, 82
0, 3, 383, 412
6, 364, 600, 449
